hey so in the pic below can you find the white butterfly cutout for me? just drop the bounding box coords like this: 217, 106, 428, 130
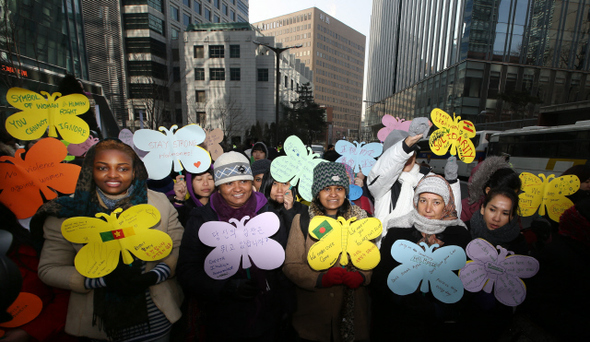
270, 135, 326, 202
198, 212, 285, 280
335, 140, 383, 175
388, 239, 466, 304
133, 124, 211, 180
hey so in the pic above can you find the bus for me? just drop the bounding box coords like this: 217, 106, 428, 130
487, 121, 590, 176
416, 130, 499, 178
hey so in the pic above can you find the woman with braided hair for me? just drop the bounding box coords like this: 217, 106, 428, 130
33, 139, 183, 341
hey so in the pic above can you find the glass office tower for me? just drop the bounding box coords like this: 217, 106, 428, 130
365, 0, 590, 135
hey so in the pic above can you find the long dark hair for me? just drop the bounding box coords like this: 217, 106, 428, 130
260, 171, 299, 210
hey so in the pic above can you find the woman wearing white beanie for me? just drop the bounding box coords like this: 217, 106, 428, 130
370, 175, 471, 341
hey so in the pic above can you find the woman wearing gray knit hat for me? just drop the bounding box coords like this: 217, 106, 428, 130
177, 151, 291, 341
369, 175, 471, 341
283, 162, 373, 342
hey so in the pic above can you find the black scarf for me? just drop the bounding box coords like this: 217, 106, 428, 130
469, 210, 520, 247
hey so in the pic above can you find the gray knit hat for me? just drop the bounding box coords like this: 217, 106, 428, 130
413, 175, 451, 206
312, 162, 349, 198
213, 151, 253, 186
251, 158, 271, 176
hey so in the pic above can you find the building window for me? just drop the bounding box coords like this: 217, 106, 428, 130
258, 68, 269, 82
173, 67, 180, 81
183, 13, 191, 26
196, 90, 206, 102
214, 0, 220, 9
172, 48, 179, 61
214, 14, 220, 23
210, 68, 225, 80
204, 7, 211, 21
195, 67, 205, 80
230, 68, 240, 81
230, 44, 240, 58
193, 1, 201, 14
194, 45, 204, 58
237, 0, 248, 16
170, 6, 179, 21
222, 3, 228, 15
209, 45, 224, 58
148, 14, 165, 35
230, 10, 235, 21
171, 27, 180, 40
176, 109, 183, 123
174, 91, 182, 102
284, 76, 288, 87
197, 111, 206, 126
148, 0, 163, 13
183, 0, 190, 7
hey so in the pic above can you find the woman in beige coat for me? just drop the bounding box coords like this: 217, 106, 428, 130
33, 139, 183, 341
284, 162, 372, 342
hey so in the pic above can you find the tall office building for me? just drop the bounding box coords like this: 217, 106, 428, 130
82, 0, 249, 129
0, 0, 121, 137
253, 7, 365, 142
365, 0, 590, 137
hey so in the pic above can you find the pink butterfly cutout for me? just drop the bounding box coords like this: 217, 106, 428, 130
459, 238, 539, 306
377, 115, 412, 142
67, 135, 99, 157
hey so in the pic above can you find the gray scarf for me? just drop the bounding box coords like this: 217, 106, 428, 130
388, 210, 466, 235
469, 210, 520, 247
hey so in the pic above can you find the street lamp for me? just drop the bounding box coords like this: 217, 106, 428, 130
253, 40, 302, 145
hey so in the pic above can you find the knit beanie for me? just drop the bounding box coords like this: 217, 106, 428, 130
251, 158, 271, 176
413, 175, 451, 206
213, 151, 253, 186
312, 162, 349, 198
383, 130, 409, 152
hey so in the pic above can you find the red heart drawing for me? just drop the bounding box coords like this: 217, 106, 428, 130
194, 161, 201, 168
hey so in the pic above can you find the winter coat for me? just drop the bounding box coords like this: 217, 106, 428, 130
176, 191, 290, 340
370, 224, 472, 341
37, 190, 184, 339
283, 203, 371, 342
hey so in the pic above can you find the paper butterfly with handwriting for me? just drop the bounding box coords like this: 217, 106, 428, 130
198, 212, 285, 280
519, 172, 580, 222
428, 108, 477, 164
335, 140, 383, 175
67, 135, 99, 157
387, 239, 466, 303
0, 292, 42, 332
5, 87, 90, 144
118, 128, 147, 158
61, 204, 172, 278
459, 238, 539, 306
307, 215, 382, 271
0, 138, 80, 219
270, 135, 326, 202
204, 128, 224, 161
133, 124, 211, 180
377, 115, 412, 142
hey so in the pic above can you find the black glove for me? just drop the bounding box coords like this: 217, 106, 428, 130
223, 279, 259, 300
103, 260, 156, 295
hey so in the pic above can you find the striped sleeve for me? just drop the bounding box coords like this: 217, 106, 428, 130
150, 262, 171, 284
84, 277, 106, 289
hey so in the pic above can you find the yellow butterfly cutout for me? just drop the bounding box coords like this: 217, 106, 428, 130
519, 173, 580, 222
61, 204, 173, 278
429, 108, 477, 163
307, 215, 382, 271
5, 87, 90, 144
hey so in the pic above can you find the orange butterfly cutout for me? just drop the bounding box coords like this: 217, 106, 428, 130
0, 137, 81, 218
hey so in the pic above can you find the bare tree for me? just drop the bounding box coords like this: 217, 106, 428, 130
190, 94, 248, 145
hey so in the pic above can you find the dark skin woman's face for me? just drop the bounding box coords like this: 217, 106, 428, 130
93, 149, 134, 196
